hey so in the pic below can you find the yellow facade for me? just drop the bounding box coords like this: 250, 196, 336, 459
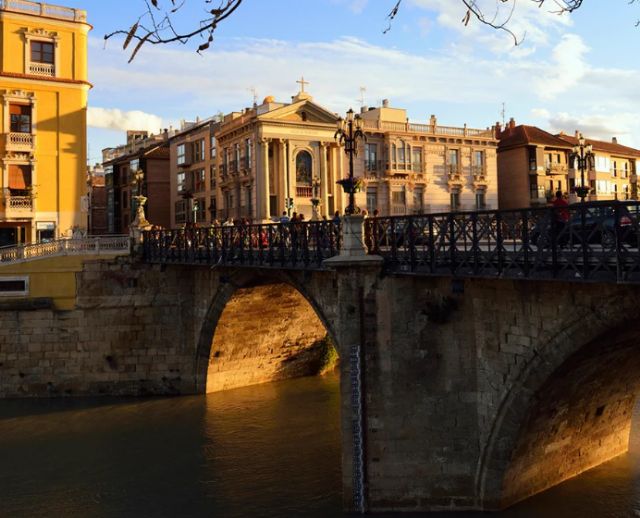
0, 0, 89, 246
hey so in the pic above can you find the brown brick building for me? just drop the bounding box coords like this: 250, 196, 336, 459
103, 140, 170, 233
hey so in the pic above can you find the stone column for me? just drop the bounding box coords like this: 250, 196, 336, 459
320, 142, 330, 217
277, 139, 286, 214
260, 138, 271, 221
337, 144, 346, 214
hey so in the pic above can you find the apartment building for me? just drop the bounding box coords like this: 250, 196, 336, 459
168, 118, 218, 227
497, 120, 573, 209
557, 132, 640, 202
103, 131, 170, 234
0, 0, 90, 246
358, 101, 498, 214
497, 119, 640, 209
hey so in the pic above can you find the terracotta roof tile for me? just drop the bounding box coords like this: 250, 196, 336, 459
498, 125, 572, 150
556, 134, 640, 158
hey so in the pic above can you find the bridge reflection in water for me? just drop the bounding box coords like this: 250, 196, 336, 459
144, 201, 640, 283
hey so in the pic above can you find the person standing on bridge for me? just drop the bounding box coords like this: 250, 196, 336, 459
552, 190, 569, 245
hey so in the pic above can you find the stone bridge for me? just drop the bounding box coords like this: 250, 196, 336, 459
1, 210, 640, 512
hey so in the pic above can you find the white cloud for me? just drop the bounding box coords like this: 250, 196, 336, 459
408, 0, 573, 52
536, 34, 589, 99
87, 107, 164, 133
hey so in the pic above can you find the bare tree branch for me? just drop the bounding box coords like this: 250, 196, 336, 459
107, 0, 595, 61
104, 0, 244, 62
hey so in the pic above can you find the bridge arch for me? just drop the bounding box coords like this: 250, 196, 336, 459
478, 291, 640, 509
193, 269, 340, 394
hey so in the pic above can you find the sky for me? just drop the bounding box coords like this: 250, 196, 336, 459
58, 0, 640, 163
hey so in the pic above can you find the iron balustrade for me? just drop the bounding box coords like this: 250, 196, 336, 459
143, 221, 341, 270
141, 201, 640, 283
364, 201, 640, 283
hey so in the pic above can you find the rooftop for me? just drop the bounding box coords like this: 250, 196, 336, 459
0, 0, 87, 23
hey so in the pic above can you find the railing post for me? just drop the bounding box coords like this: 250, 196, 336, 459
580, 204, 589, 280
615, 202, 623, 282
471, 212, 479, 276
428, 215, 436, 274
550, 207, 558, 278
448, 213, 456, 275
408, 215, 416, 272
521, 210, 529, 277
496, 211, 504, 276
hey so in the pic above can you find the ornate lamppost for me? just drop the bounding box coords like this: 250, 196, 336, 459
310, 177, 321, 220
131, 168, 150, 228
335, 108, 366, 215
570, 133, 594, 203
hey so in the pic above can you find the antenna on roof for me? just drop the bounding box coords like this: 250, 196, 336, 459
357, 86, 367, 108
248, 86, 258, 107
501, 102, 506, 126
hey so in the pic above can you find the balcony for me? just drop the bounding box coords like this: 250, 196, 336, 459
296, 186, 313, 198
0, 0, 87, 22
2, 194, 34, 214
28, 62, 55, 77
6, 132, 35, 152
545, 163, 567, 175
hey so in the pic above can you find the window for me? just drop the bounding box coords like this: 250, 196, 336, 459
129, 159, 140, 176
177, 144, 186, 165
397, 142, 406, 163
0, 277, 29, 296
528, 147, 537, 171
234, 143, 241, 164
529, 177, 545, 200
366, 187, 378, 214
595, 156, 610, 172
122, 192, 128, 209
175, 200, 186, 224
31, 41, 54, 64
210, 136, 217, 158
391, 144, 397, 163
612, 161, 618, 177
296, 150, 312, 185
391, 189, 406, 215
8, 165, 32, 194
193, 169, 206, 192
413, 187, 424, 213
193, 139, 205, 162
412, 147, 423, 173
448, 149, 459, 172
9, 104, 31, 133
365, 143, 378, 170
450, 192, 460, 210
177, 172, 186, 193
209, 196, 217, 219
623, 163, 629, 179
244, 138, 252, 169
210, 165, 217, 189
473, 151, 484, 167
475, 192, 486, 209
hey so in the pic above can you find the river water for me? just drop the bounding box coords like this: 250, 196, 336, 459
1, 372, 639, 518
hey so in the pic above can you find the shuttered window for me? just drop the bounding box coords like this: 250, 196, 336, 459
8, 165, 32, 190
9, 104, 31, 133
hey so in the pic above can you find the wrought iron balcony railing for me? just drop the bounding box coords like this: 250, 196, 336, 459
4, 195, 33, 211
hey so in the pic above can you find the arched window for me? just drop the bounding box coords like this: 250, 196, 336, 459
296, 150, 312, 185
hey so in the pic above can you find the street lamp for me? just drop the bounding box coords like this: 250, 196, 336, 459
570, 133, 594, 203
335, 108, 366, 215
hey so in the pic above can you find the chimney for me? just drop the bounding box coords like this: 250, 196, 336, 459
508, 117, 516, 131
495, 121, 502, 137
196, 116, 200, 123
574, 130, 580, 138
360, 105, 368, 114
612, 137, 618, 144
382, 99, 390, 108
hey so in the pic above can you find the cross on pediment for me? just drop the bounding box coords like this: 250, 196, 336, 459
296, 76, 309, 93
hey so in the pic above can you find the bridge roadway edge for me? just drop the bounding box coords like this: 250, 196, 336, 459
0, 255, 640, 512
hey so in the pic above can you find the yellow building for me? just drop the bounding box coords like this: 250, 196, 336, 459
0, 0, 89, 246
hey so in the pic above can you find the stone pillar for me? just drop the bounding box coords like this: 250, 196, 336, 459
277, 139, 287, 215
260, 138, 271, 221
320, 142, 330, 217
337, 144, 346, 214
286, 140, 293, 212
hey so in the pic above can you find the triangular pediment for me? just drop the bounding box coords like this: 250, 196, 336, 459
259, 99, 339, 124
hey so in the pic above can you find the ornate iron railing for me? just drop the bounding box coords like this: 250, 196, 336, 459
364, 201, 640, 283
0, 236, 130, 264
143, 221, 341, 270
7, 132, 35, 150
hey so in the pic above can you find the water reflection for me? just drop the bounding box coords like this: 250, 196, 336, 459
0, 373, 639, 517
